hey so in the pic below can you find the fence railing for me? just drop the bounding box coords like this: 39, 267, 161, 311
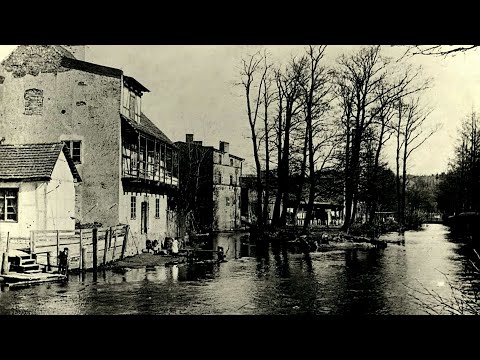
1, 225, 131, 272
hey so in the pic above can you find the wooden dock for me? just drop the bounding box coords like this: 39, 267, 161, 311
0, 272, 67, 288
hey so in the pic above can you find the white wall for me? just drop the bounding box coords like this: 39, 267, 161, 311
46, 151, 75, 230
0, 181, 40, 239
119, 190, 168, 254
0, 151, 76, 239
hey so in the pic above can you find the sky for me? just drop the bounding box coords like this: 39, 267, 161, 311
1, 45, 480, 176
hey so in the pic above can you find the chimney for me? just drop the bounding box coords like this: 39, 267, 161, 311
193, 140, 203, 146
186, 134, 194, 143
219, 141, 229, 154
62, 45, 87, 61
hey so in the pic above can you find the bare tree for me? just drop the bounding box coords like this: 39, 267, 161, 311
401, 45, 479, 58
334, 46, 431, 231
259, 58, 276, 227
396, 96, 438, 227
271, 57, 307, 226
239, 51, 270, 230
299, 45, 339, 230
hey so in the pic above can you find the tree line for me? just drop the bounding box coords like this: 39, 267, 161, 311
238, 45, 438, 234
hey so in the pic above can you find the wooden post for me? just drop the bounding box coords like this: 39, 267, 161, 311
47, 251, 52, 272
112, 227, 118, 261
56, 230, 60, 267
79, 229, 83, 271
103, 228, 109, 266
92, 228, 98, 275
2, 232, 10, 274
81, 247, 87, 271
121, 225, 129, 260
108, 226, 113, 248
30, 230, 35, 255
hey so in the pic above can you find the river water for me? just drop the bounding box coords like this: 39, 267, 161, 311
0, 224, 478, 315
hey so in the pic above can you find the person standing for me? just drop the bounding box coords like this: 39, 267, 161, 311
171, 238, 179, 257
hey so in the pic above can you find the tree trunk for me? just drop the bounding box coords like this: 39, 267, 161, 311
272, 104, 283, 226
303, 115, 316, 230
292, 126, 308, 226
368, 120, 386, 225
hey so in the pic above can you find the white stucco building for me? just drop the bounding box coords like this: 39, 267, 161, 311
0, 143, 81, 239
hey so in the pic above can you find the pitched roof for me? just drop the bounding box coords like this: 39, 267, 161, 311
0, 143, 81, 182
121, 113, 174, 146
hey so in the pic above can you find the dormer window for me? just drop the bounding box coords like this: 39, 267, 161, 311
122, 84, 142, 123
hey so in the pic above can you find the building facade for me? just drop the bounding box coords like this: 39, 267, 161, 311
0, 45, 179, 250
175, 134, 243, 232
0, 143, 81, 239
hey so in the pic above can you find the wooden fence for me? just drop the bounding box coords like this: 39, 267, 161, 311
1, 225, 130, 272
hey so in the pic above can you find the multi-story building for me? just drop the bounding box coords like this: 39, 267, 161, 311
0, 45, 179, 251
175, 134, 243, 232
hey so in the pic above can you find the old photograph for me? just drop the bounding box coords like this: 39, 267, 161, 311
0, 45, 479, 315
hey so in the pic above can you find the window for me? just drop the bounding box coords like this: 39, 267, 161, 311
63, 140, 82, 164
226, 197, 230, 206
0, 188, 18, 222
230, 175, 234, 185
24, 89, 44, 115
129, 92, 136, 120
219, 154, 223, 164
155, 198, 160, 218
230, 158, 234, 167
131, 196, 136, 220
216, 172, 222, 184
122, 86, 130, 114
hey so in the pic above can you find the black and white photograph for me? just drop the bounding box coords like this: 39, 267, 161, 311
0, 44, 479, 316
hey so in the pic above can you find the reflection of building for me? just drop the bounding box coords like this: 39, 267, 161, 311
175, 134, 243, 232
240, 175, 276, 225
0, 143, 81, 238
0, 45, 179, 248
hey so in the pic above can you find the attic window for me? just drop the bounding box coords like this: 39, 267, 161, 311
63, 140, 82, 164
24, 89, 43, 115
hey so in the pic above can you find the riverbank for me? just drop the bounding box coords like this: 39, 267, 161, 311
263, 227, 389, 252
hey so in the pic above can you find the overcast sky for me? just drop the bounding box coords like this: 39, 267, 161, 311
1, 45, 479, 176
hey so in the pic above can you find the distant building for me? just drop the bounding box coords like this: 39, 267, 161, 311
175, 134, 243, 232
0, 45, 179, 251
0, 143, 81, 239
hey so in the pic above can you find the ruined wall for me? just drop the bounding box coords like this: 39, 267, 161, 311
0, 46, 122, 227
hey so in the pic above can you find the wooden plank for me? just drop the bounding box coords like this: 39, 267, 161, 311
112, 228, 117, 261
103, 228, 109, 266
56, 230, 60, 266
121, 225, 129, 259
82, 247, 87, 271
79, 228, 83, 271
1, 232, 10, 274
92, 228, 98, 274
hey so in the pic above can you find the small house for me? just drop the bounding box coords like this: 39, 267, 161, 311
0, 143, 81, 240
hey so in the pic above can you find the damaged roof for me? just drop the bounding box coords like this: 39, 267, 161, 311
0, 143, 81, 182
121, 113, 175, 146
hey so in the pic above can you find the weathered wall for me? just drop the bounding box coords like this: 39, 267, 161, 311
0, 48, 122, 227
212, 151, 242, 231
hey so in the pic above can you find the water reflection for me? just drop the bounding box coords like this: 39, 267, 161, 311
0, 225, 477, 315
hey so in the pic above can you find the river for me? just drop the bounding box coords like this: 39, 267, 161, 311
0, 224, 478, 315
